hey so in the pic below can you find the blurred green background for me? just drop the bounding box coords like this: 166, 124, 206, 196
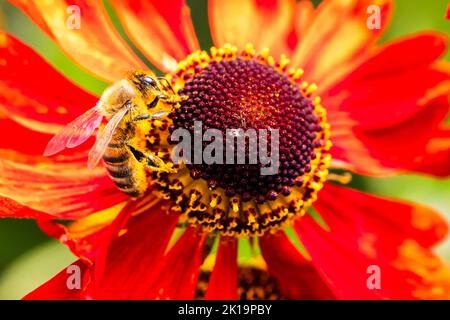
0, 0, 449, 299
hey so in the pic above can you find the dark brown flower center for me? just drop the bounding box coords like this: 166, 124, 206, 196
148, 45, 331, 237
196, 267, 285, 300
169, 58, 321, 203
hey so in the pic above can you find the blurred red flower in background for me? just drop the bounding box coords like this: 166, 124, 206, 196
0, 0, 450, 299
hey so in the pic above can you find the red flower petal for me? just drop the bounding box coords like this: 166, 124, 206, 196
410, 128, 450, 176
293, 0, 315, 45
446, 2, 450, 19
0, 153, 126, 219
324, 34, 450, 176
331, 94, 450, 177
294, 183, 450, 299
7, 1, 54, 39
0, 33, 98, 135
9, 1, 146, 82
209, 0, 297, 57
37, 212, 118, 264
31, 204, 156, 299
204, 238, 238, 300
0, 195, 54, 219
35, 196, 158, 272
0, 119, 54, 155
147, 227, 206, 300
324, 33, 449, 130
291, 0, 392, 84
319, 183, 447, 247
32, 199, 179, 299
110, 0, 200, 73
259, 231, 335, 299
23, 260, 91, 300
91, 204, 180, 299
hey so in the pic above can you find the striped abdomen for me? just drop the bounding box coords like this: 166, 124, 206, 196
103, 128, 147, 197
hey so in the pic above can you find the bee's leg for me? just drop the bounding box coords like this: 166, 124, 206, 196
133, 110, 169, 121
146, 95, 160, 109
126, 144, 176, 174
156, 78, 184, 106
157, 77, 176, 95
126, 144, 144, 161
147, 93, 179, 108
144, 151, 177, 173
133, 114, 151, 121
158, 94, 181, 106
135, 96, 168, 121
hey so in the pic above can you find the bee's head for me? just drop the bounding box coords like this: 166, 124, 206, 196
130, 70, 158, 92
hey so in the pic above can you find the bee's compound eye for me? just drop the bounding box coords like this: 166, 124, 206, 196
142, 76, 156, 88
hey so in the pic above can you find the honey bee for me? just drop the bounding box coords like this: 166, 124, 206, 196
44, 70, 178, 197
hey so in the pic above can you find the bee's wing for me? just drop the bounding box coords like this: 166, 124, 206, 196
43, 106, 104, 156
87, 105, 130, 170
